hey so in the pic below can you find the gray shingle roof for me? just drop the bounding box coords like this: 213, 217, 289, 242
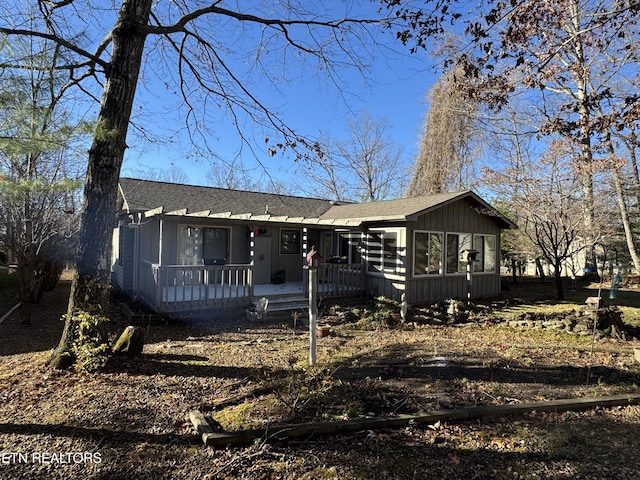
320, 190, 516, 229
118, 178, 337, 218
320, 191, 467, 221
117, 178, 515, 229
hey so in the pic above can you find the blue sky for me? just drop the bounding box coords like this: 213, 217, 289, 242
123, 52, 434, 187
117, 4, 442, 190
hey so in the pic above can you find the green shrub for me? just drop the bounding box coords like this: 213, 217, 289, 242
66, 310, 111, 372
373, 296, 400, 326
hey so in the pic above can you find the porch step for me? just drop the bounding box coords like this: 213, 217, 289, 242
253, 295, 308, 313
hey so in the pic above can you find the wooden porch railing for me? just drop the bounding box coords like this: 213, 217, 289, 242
137, 261, 364, 314
316, 262, 365, 297
138, 261, 253, 312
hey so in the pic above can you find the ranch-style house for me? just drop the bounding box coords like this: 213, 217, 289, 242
111, 178, 516, 317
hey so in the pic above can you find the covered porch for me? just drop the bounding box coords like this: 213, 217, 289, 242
137, 261, 364, 314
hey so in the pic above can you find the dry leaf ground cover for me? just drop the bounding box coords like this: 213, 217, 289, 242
1, 269, 640, 479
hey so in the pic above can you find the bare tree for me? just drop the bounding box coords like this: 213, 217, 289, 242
296, 134, 349, 201
485, 135, 590, 300
125, 165, 190, 184
407, 65, 479, 196
446, 0, 640, 274
0, 1, 432, 368
299, 112, 408, 202
206, 161, 259, 191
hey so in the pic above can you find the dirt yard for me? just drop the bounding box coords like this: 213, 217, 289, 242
1, 277, 640, 479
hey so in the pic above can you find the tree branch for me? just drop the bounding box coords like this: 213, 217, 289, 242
0, 27, 109, 70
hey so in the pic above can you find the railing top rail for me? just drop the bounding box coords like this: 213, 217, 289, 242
149, 263, 252, 269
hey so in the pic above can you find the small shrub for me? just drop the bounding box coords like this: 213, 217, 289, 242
66, 310, 111, 372
262, 359, 336, 420
374, 296, 401, 327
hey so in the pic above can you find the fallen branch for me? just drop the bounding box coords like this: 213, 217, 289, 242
190, 393, 640, 447
0, 303, 21, 325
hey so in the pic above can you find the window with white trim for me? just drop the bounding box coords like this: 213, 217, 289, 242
413, 231, 443, 276
474, 234, 497, 273
446, 233, 472, 274
280, 229, 301, 255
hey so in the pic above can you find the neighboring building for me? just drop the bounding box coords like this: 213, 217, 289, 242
112, 178, 516, 317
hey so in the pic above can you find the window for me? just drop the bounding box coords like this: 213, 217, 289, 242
367, 230, 398, 273
280, 229, 301, 255
338, 232, 362, 264
446, 233, 472, 274
179, 226, 203, 265
413, 231, 443, 276
203, 228, 229, 264
474, 234, 496, 273
178, 226, 228, 265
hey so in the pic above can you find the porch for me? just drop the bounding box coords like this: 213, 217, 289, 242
137, 261, 365, 314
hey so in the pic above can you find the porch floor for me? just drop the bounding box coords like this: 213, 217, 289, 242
254, 282, 304, 297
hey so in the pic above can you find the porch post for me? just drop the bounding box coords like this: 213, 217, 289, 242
158, 217, 163, 265
249, 228, 255, 301
302, 227, 309, 296
466, 261, 473, 304
155, 217, 163, 309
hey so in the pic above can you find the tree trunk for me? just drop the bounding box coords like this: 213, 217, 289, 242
18, 259, 33, 326
50, 0, 153, 369
535, 258, 546, 278
611, 157, 640, 273
567, 0, 597, 274
602, 121, 640, 273
623, 134, 640, 210
554, 263, 565, 300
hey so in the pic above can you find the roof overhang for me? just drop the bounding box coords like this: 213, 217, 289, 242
404, 192, 517, 230
138, 206, 363, 228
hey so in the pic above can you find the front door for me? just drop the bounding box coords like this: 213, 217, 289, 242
253, 236, 272, 284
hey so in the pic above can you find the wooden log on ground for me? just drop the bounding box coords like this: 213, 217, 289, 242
189, 393, 640, 448
112, 325, 145, 355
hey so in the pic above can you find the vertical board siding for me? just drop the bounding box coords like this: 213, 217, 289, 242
404, 198, 503, 305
